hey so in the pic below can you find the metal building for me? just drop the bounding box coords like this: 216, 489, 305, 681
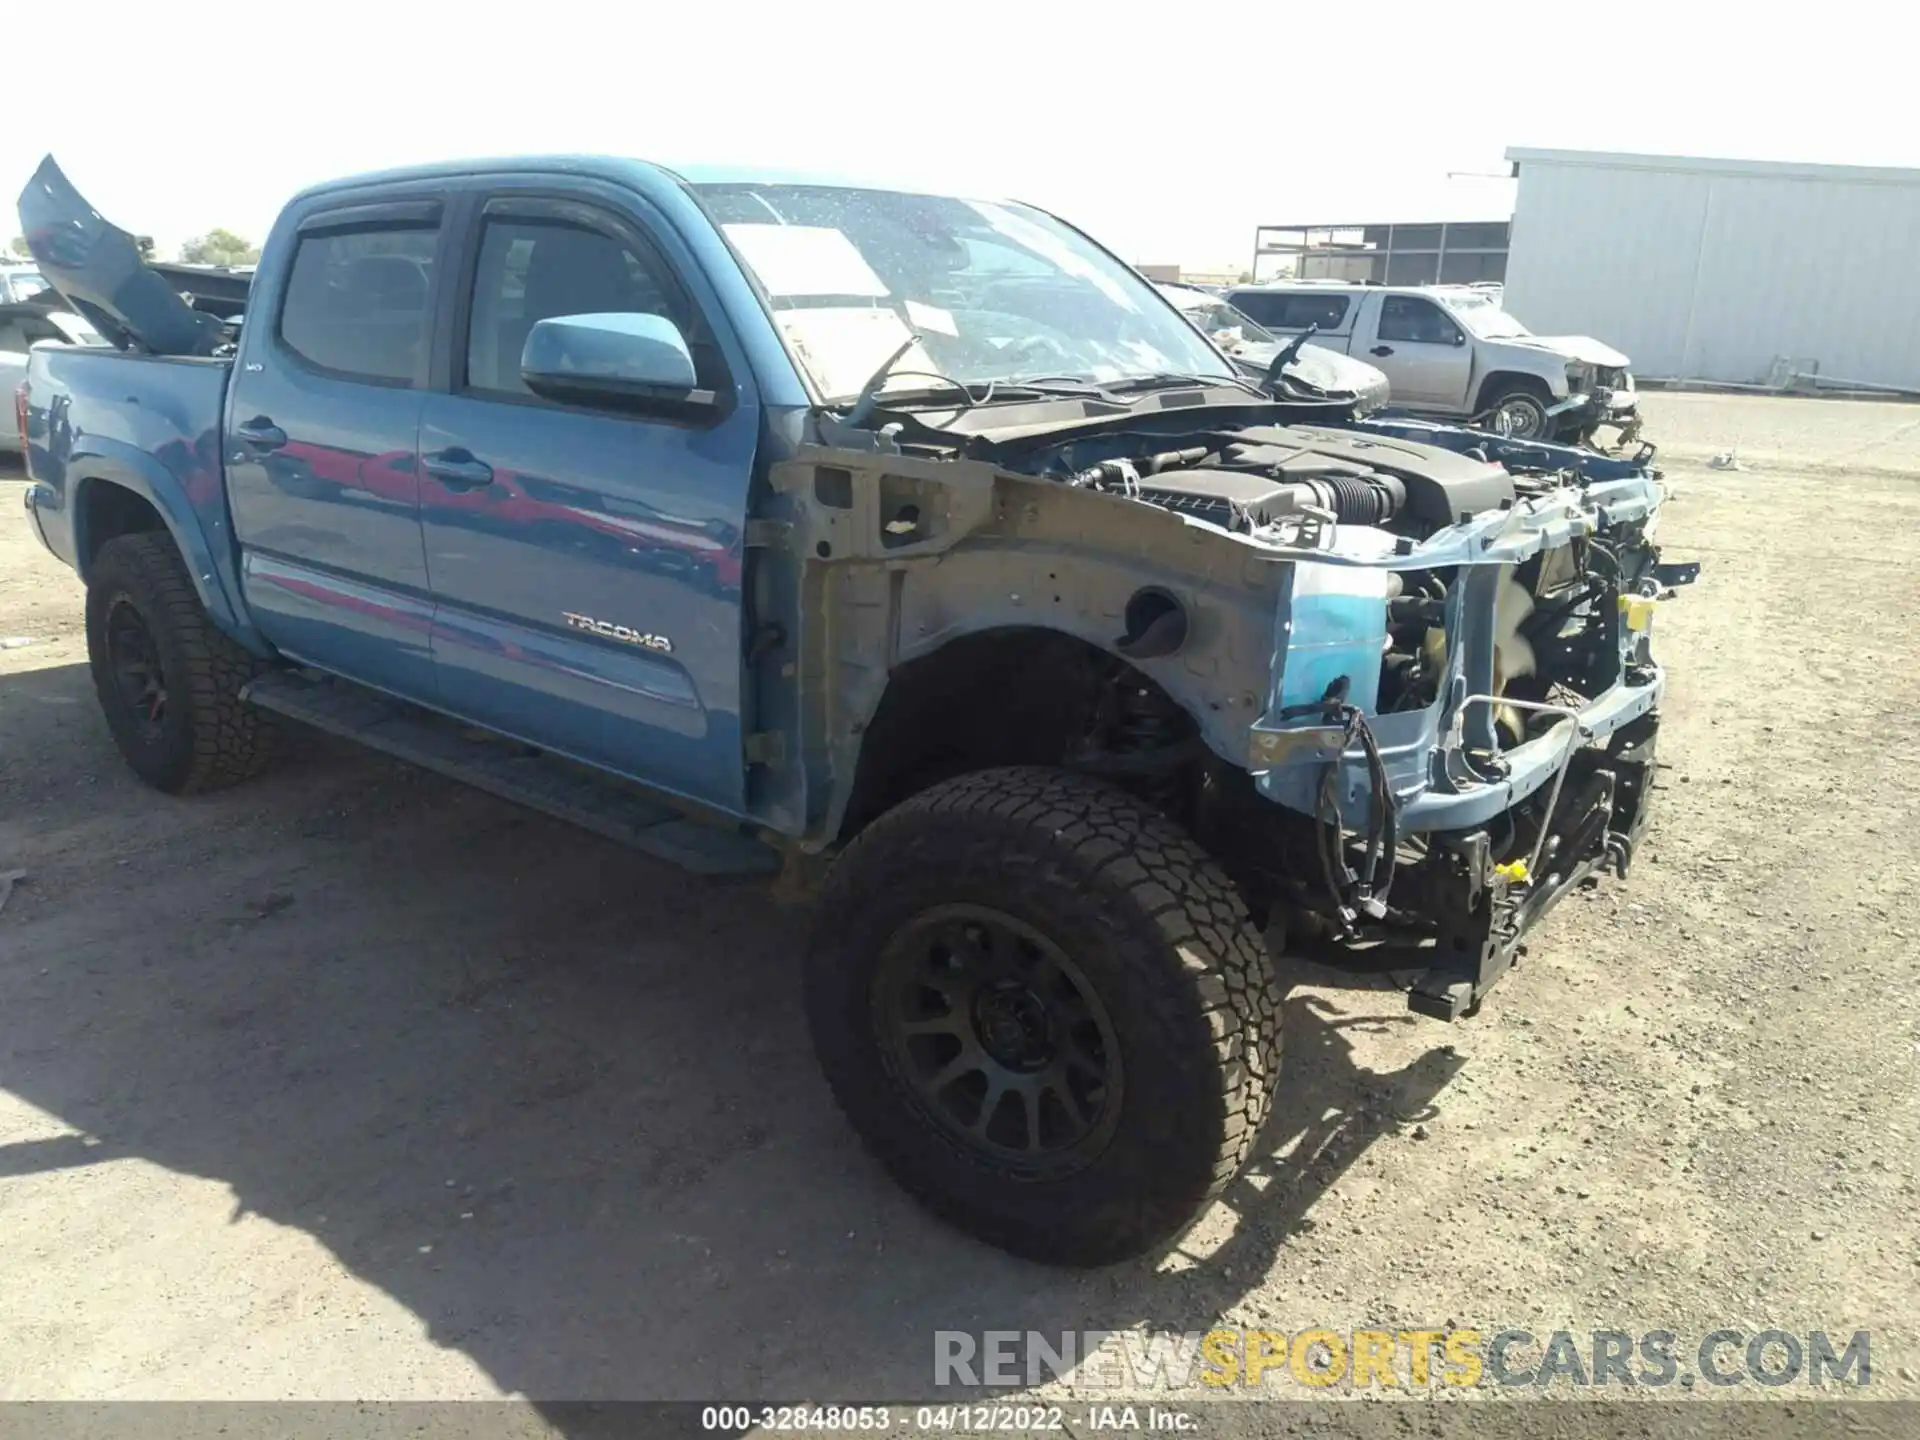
1250, 222, 1509, 285
1503, 148, 1920, 388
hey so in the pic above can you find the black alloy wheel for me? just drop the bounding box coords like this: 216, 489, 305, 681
873, 904, 1123, 1175
103, 596, 170, 739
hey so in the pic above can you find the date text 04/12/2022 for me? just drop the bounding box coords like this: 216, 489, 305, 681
918, 1408, 1192, 1432
695, 1413, 1198, 1436
697, 1407, 1195, 1432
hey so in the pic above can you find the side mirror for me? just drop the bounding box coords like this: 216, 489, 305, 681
520, 312, 714, 414
1452, 330, 1467, 347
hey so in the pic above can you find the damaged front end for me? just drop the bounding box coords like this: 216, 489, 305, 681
950, 407, 1698, 1020
1232, 420, 1697, 1018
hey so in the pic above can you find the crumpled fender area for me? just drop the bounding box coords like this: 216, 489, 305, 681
752, 445, 1290, 847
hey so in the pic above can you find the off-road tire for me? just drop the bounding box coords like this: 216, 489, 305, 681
806, 767, 1282, 1266
85, 532, 277, 794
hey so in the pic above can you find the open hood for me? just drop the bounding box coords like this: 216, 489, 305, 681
1495, 333, 1631, 369
15, 155, 224, 357
1227, 339, 1390, 408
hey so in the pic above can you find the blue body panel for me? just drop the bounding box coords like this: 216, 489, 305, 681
16, 155, 225, 357
224, 157, 809, 817
408, 171, 768, 814
223, 372, 437, 701
16, 152, 1679, 860
18, 347, 268, 653
417, 392, 755, 811
217, 168, 448, 702
20, 155, 814, 827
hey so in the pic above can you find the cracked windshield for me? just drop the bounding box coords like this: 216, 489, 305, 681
693, 183, 1234, 401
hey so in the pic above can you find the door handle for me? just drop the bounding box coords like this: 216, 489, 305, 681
422, 448, 495, 489
1369, 345, 1394, 357
235, 417, 287, 449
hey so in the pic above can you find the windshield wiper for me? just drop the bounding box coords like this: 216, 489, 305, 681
835, 367, 1135, 426
841, 335, 926, 427
1262, 322, 1319, 393
981, 375, 1127, 404
1105, 371, 1267, 399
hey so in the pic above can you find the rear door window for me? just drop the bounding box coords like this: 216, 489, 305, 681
1230, 291, 1351, 332
1378, 295, 1462, 346
1278, 293, 1352, 331
279, 225, 438, 384
1229, 291, 1287, 328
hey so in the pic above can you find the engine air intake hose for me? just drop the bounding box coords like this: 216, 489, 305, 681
1130, 470, 1408, 531
1308, 473, 1404, 526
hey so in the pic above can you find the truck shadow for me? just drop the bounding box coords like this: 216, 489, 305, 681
0, 659, 1463, 1412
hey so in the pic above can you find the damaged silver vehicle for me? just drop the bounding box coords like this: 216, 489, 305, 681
17, 156, 1697, 1265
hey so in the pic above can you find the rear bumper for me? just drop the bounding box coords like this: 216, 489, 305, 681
21, 481, 61, 561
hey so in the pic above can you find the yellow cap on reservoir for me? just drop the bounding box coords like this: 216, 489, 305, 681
1619, 594, 1656, 632
1494, 859, 1531, 884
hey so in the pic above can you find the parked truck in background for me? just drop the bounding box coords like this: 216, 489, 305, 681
1, 260, 54, 303
16, 154, 1693, 1265
1153, 281, 1390, 414
2, 300, 104, 453
1226, 281, 1641, 446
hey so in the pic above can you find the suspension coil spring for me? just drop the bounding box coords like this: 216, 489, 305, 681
1115, 683, 1181, 750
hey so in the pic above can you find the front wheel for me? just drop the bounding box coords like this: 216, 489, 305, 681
806, 768, 1282, 1265
85, 532, 278, 794
1484, 385, 1552, 440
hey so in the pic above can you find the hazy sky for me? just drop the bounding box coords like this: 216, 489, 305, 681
7, 1, 1913, 270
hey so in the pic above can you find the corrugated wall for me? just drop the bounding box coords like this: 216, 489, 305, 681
1503, 157, 1920, 387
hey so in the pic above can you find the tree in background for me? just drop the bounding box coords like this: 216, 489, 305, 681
10, 233, 159, 261
178, 229, 260, 266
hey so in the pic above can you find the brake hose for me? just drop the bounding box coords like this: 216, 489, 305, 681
1284, 678, 1400, 935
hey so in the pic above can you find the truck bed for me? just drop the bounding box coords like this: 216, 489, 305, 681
19, 345, 239, 619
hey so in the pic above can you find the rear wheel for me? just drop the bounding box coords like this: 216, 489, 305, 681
85, 532, 278, 794
806, 767, 1282, 1265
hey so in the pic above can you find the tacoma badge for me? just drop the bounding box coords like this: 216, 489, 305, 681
561, 612, 673, 654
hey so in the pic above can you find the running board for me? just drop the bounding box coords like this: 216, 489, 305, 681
242, 670, 780, 879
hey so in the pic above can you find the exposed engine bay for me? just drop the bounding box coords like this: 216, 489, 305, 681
1058, 424, 1515, 534
1039, 420, 1662, 749
989, 412, 1697, 1020
805, 387, 1695, 1022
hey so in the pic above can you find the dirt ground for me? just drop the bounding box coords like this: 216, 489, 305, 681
1, 393, 1916, 1408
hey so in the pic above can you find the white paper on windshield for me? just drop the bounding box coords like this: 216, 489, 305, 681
774, 307, 941, 401
723, 224, 890, 298
904, 299, 959, 337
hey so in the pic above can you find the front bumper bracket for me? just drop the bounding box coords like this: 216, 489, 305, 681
1405, 710, 1661, 1021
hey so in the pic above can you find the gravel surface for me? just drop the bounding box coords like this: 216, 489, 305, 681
0, 393, 1915, 1406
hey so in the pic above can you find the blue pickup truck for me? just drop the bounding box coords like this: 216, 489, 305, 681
14, 154, 1693, 1265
